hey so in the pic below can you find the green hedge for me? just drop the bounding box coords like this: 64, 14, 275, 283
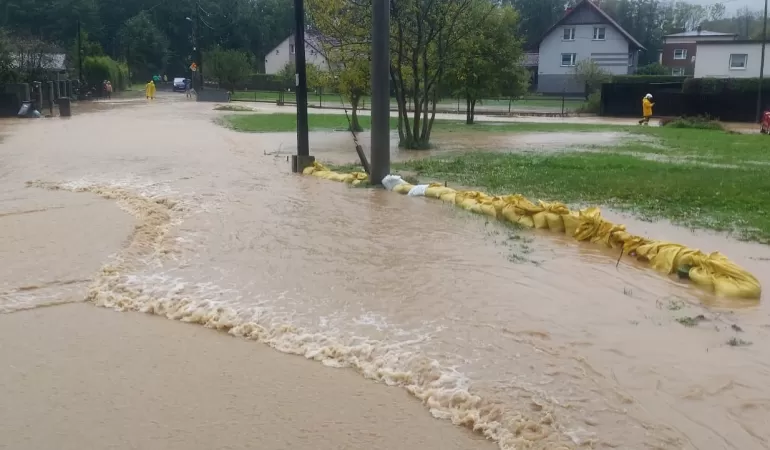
611, 75, 689, 84
83, 56, 129, 91
682, 77, 770, 94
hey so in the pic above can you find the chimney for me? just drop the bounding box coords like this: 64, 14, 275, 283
697, 25, 702, 34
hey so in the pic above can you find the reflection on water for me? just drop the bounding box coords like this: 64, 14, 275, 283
1, 96, 769, 449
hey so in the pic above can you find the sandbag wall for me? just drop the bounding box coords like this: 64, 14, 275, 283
303, 162, 762, 300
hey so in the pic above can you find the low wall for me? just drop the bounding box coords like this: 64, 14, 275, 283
0, 83, 31, 117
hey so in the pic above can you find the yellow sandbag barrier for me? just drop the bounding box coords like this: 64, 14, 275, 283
302, 162, 762, 300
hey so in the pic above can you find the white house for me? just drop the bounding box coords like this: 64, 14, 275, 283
694, 40, 769, 78
264, 33, 330, 75
659, 29, 737, 76
535, 0, 644, 94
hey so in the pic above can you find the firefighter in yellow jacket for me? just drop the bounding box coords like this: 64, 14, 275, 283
638, 93, 654, 125
145, 80, 156, 100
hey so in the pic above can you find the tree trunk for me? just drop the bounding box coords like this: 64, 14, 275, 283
466, 97, 473, 124
350, 94, 362, 132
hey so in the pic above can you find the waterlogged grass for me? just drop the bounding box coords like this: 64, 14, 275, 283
221, 113, 617, 134
394, 142, 770, 243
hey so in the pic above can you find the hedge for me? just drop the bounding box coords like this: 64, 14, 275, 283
82, 56, 129, 91
682, 77, 770, 94
611, 75, 689, 84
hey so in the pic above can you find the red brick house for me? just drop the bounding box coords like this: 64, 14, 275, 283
660, 28, 737, 76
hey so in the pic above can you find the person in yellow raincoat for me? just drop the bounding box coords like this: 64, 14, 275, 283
638, 93, 654, 125
145, 80, 156, 100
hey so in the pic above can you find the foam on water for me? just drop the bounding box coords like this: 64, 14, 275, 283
24, 179, 575, 450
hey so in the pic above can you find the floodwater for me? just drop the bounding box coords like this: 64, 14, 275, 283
2, 95, 770, 449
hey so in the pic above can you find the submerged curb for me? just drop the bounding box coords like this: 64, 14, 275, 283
303, 162, 762, 300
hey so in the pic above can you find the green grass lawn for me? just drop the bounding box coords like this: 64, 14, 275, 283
391, 127, 770, 243
221, 113, 617, 134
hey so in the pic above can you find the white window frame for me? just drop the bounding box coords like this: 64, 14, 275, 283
671, 67, 685, 76
560, 53, 577, 67
563, 27, 575, 41
673, 49, 687, 60
729, 53, 748, 70
593, 27, 606, 40
289, 44, 295, 54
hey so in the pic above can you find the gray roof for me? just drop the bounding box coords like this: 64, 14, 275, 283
538, 0, 645, 50
665, 30, 737, 37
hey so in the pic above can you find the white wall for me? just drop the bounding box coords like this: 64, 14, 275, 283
538, 24, 631, 76
264, 36, 330, 75
694, 43, 770, 78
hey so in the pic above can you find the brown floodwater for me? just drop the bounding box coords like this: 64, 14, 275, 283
1, 95, 769, 449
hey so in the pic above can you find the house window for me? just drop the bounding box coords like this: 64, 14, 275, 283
563, 27, 575, 41
593, 27, 606, 40
729, 53, 748, 70
673, 49, 687, 60
289, 44, 295, 54
671, 67, 685, 76
561, 53, 577, 67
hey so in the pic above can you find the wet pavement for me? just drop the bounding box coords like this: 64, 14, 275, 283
2, 94, 770, 449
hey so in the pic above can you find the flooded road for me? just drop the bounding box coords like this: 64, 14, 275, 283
2, 96, 770, 449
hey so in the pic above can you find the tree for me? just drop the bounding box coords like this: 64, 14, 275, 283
504, 0, 568, 49
204, 47, 253, 92
118, 11, 170, 81
330, 47, 370, 131
68, 29, 104, 80
571, 60, 610, 100
446, 5, 527, 124
709, 3, 726, 22
0, 29, 15, 83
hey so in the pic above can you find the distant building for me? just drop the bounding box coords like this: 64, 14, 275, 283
694, 40, 770, 78
535, 0, 644, 95
264, 32, 330, 75
660, 29, 737, 76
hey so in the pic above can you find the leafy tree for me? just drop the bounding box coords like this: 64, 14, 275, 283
446, 5, 526, 124
68, 29, 104, 81
635, 62, 667, 76
0, 29, 15, 83
504, 0, 568, 50
118, 12, 170, 81
204, 46, 253, 92
571, 60, 610, 100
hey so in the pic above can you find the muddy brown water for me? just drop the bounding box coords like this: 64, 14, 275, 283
2, 96, 770, 449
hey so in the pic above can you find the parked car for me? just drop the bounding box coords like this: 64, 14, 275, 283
172, 78, 187, 92
761, 111, 770, 135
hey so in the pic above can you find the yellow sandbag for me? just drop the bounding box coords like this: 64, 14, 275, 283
439, 192, 456, 203
479, 201, 498, 218
562, 212, 581, 237
501, 203, 523, 225
532, 211, 552, 230
689, 253, 762, 299
425, 185, 454, 199
302, 166, 316, 175
393, 183, 414, 194
635, 241, 688, 274
537, 201, 570, 232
